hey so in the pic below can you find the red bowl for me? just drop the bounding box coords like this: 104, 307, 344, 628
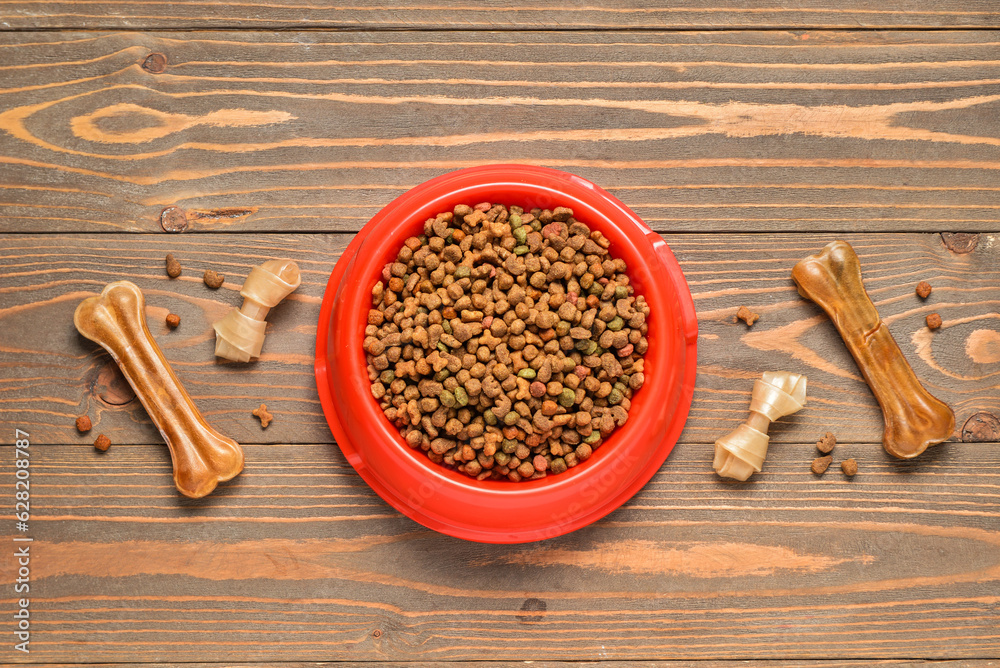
315, 165, 697, 543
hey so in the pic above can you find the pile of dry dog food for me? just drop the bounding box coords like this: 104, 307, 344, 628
364, 203, 649, 481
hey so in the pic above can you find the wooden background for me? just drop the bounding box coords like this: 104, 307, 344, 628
1, 2, 999, 665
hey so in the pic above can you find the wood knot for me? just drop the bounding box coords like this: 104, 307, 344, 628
940, 232, 979, 254
160, 206, 188, 232
516, 598, 547, 623
92, 358, 136, 406
962, 412, 1000, 443
142, 53, 167, 73
371, 629, 382, 638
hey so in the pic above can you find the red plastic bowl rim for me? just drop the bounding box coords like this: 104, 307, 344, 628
315, 165, 698, 543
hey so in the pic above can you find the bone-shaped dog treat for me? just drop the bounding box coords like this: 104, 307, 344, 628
213, 260, 300, 362
713, 371, 807, 481
74, 281, 244, 498
791, 241, 954, 459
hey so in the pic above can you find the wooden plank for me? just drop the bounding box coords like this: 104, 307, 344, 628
8, 664, 999, 668
2, 31, 1000, 234
0, 1, 998, 31
7, 663, 996, 668
0, 231, 997, 447
1, 441, 998, 662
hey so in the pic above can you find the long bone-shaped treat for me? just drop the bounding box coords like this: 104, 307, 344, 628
74, 281, 244, 497
713, 371, 808, 481
791, 241, 954, 459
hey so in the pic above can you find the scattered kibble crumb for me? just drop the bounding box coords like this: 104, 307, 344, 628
735, 305, 759, 327
75, 415, 92, 433
166, 313, 181, 328
165, 253, 181, 278
915, 281, 932, 299
926, 313, 942, 330
94, 434, 111, 451
816, 431, 836, 454
841, 458, 858, 477
811, 455, 832, 475
203, 270, 224, 289
253, 403, 273, 428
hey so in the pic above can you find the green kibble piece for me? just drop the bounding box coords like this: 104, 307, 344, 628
504, 411, 520, 426
484, 410, 498, 426
379, 370, 395, 384
434, 369, 450, 382
615, 285, 628, 300
439, 390, 457, 408
575, 339, 597, 355
513, 245, 529, 256
437, 341, 449, 353
454, 265, 471, 279
558, 388, 576, 408
513, 227, 528, 244
584, 431, 601, 444
494, 451, 511, 466
555, 320, 571, 336
614, 382, 627, 393
509, 214, 522, 227
502, 439, 518, 454
517, 368, 536, 380
531, 220, 542, 232
454, 387, 469, 406
442, 320, 453, 335
608, 388, 624, 405
419, 235, 428, 244
588, 282, 603, 296
417, 306, 429, 314
607, 316, 624, 331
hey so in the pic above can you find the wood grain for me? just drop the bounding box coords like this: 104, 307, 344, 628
0, 232, 996, 446
0, 1, 998, 31
1, 441, 998, 662
2, 31, 1000, 233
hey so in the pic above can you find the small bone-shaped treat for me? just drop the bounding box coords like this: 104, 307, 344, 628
213, 260, 300, 362
74, 281, 244, 498
791, 241, 955, 459
714, 371, 808, 481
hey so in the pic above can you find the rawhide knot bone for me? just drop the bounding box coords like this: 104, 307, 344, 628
213, 259, 300, 362
791, 240, 954, 459
713, 371, 807, 481
74, 281, 244, 498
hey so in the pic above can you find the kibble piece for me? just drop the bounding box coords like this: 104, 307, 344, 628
816, 431, 836, 454
811, 455, 832, 475
165, 253, 181, 278
166, 313, 181, 328
75, 415, 92, 433
926, 313, 942, 330
94, 434, 111, 451
915, 281, 932, 299
252, 403, 273, 428
203, 270, 224, 289
735, 305, 759, 327
841, 458, 858, 477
